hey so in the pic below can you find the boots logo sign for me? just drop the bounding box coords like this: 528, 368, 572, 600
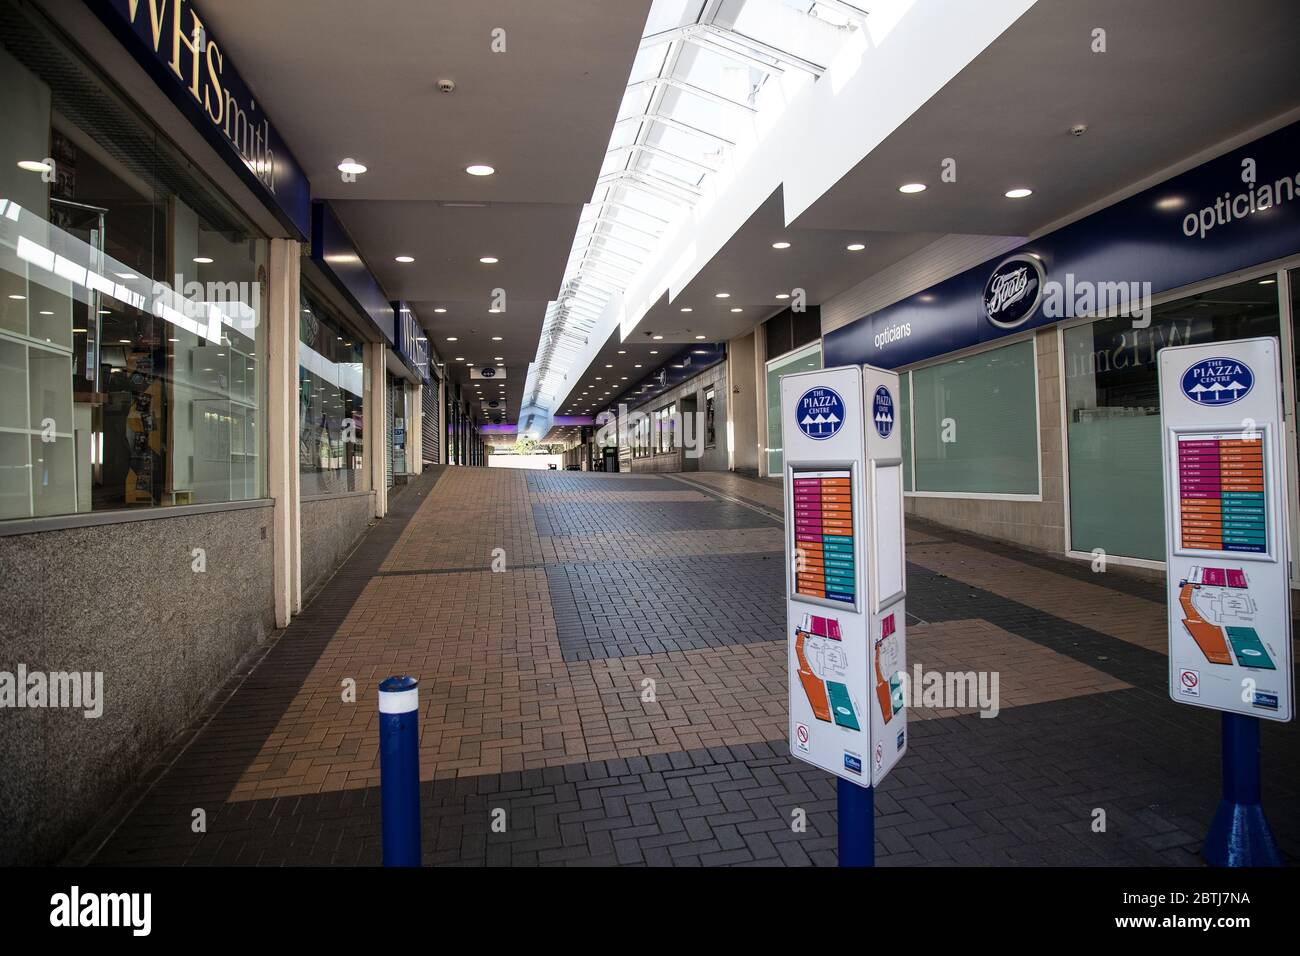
983, 255, 1046, 329
1180, 357, 1254, 405
795, 387, 845, 440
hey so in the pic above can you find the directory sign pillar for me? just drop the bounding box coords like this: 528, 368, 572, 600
1158, 337, 1291, 866
782, 364, 908, 865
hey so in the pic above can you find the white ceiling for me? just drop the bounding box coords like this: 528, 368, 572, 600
196, 0, 1300, 429
197, 0, 653, 424
575, 0, 1300, 415
794, 0, 1300, 236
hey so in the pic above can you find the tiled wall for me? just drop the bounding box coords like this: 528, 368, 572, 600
621, 361, 729, 474
904, 329, 1067, 553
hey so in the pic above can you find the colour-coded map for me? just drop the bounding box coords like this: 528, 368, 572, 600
1177, 565, 1277, 670
793, 613, 861, 731
874, 612, 906, 723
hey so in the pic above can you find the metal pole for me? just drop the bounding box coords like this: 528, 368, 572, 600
837, 777, 874, 867
1203, 713, 1282, 867
378, 675, 422, 866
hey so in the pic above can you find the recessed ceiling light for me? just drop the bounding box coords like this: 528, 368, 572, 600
337, 160, 367, 175
39, 310, 53, 315
1004, 187, 1033, 199
495, 356, 504, 361
617, 350, 626, 354
695, 335, 706, 340
1259, 278, 1276, 285
479, 256, 498, 264
605, 364, 613, 368
680, 307, 693, 313
898, 183, 926, 194
714, 292, 730, 298
395, 255, 415, 263
434, 307, 447, 313
846, 243, 865, 252
466, 164, 495, 177
492, 335, 502, 341
771, 241, 791, 249
652, 334, 663, 340
776, 293, 790, 299
446, 336, 458, 341
455, 356, 465, 361
634, 364, 642, 368
7, 294, 24, 300
193, 256, 213, 264
730, 307, 742, 313
17, 159, 52, 173
649, 350, 658, 354
488, 307, 502, 313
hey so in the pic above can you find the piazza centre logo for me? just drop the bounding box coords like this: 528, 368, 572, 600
1180, 356, 1255, 405
796, 386, 845, 440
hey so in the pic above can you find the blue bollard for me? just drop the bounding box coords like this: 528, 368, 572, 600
378, 675, 422, 867
838, 777, 874, 867
1203, 712, 1282, 867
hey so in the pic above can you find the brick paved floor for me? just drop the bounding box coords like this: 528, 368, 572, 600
80, 467, 1300, 866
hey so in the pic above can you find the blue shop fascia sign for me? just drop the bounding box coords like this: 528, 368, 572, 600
395, 302, 431, 384
825, 120, 1300, 371
311, 202, 395, 346
89, 0, 311, 239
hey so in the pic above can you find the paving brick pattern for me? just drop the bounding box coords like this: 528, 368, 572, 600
532, 499, 776, 535
546, 552, 786, 661
80, 468, 1300, 867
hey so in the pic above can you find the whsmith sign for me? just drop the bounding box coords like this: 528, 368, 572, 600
826, 120, 1300, 371
90, 0, 311, 239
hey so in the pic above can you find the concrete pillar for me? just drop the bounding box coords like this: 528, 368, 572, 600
753, 322, 768, 477
725, 331, 758, 475
365, 343, 388, 518
438, 375, 448, 464
267, 238, 302, 627
409, 382, 423, 475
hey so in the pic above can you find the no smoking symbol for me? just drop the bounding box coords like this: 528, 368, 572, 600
1181, 671, 1198, 688
796, 725, 809, 744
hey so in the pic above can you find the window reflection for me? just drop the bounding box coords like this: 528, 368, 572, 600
1, 26, 266, 520
298, 291, 364, 495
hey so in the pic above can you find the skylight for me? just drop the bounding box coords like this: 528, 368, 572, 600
521, 0, 867, 434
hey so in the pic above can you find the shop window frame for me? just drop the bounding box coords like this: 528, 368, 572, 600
896, 331, 1043, 503
1055, 258, 1299, 574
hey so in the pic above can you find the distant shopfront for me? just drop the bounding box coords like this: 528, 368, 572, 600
826, 119, 1300, 576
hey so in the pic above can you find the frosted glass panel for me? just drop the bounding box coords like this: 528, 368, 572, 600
899, 372, 912, 493
1063, 277, 1280, 560
912, 340, 1038, 494
1067, 416, 1164, 559
30, 434, 76, 517
0, 339, 25, 430
0, 433, 30, 519
765, 343, 820, 475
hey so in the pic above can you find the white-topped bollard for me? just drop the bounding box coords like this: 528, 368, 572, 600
378, 675, 421, 866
